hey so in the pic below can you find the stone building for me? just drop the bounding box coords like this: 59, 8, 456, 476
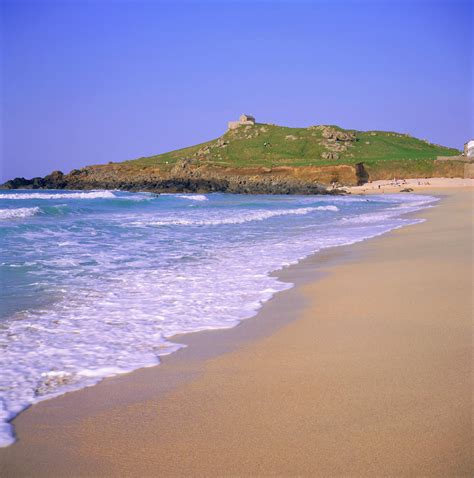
228, 114, 256, 130
464, 139, 474, 158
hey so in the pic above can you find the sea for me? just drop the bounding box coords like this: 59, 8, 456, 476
0, 189, 438, 446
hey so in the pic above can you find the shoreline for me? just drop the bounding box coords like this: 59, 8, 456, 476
1, 188, 472, 476
0, 189, 434, 446
3, 177, 473, 197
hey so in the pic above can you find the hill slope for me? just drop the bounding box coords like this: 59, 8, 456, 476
124, 123, 459, 169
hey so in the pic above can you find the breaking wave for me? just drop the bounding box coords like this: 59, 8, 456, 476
0, 191, 117, 200
174, 194, 209, 201
132, 205, 339, 227
0, 207, 40, 219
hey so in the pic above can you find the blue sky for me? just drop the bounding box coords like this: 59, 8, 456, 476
1, 0, 472, 181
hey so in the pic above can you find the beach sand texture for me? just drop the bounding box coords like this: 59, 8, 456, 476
347, 177, 474, 194
1, 189, 472, 477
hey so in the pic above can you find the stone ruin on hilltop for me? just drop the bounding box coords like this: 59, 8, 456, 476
228, 114, 256, 130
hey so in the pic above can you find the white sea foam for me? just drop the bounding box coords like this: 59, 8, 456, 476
340, 196, 438, 225
0, 207, 40, 219
133, 205, 339, 227
0, 191, 117, 200
175, 194, 209, 201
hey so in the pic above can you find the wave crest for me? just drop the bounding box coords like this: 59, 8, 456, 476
175, 194, 208, 201
0, 191, 116, 200
133, 205, 339, 227
0, 207, 40, 219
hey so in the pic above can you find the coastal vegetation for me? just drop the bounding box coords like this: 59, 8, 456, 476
123, 123, 459, 170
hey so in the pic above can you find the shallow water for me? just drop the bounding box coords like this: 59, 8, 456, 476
0, 189, 437, 446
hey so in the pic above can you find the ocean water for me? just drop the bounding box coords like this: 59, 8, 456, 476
0, 189, 438, 446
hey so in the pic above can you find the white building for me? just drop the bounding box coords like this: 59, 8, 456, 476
464, 140, 474, 158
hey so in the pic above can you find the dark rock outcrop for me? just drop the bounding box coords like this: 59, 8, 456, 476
1, 163, 364, 195
1, 177, 38, 189
355, 163, 369, 185
43, 170, 67, 188
2, 171, 66, 189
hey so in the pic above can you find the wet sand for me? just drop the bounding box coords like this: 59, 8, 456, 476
1, 188, 472, 477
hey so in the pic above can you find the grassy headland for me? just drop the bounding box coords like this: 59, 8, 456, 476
2, 123, 465, 193
122, 123, 461, 177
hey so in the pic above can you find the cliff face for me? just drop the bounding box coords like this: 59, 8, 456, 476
3, 157, 466, 195
1, 162, 366, 194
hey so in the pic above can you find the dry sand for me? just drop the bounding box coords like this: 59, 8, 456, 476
1, 188, 472, 477
346, 177, 474, 194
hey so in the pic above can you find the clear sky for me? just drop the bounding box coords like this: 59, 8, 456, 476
1, 0, 472, 181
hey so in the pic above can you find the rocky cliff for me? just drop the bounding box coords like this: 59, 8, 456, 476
2, 161, 369, 194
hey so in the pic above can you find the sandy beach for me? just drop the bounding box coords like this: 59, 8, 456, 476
1, 188, 472, 477
346, 177, 474, 194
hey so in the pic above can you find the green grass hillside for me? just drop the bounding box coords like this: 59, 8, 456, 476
122, 123, 460, 174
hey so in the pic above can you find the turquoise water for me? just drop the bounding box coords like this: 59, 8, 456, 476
0, 190, 437, 446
